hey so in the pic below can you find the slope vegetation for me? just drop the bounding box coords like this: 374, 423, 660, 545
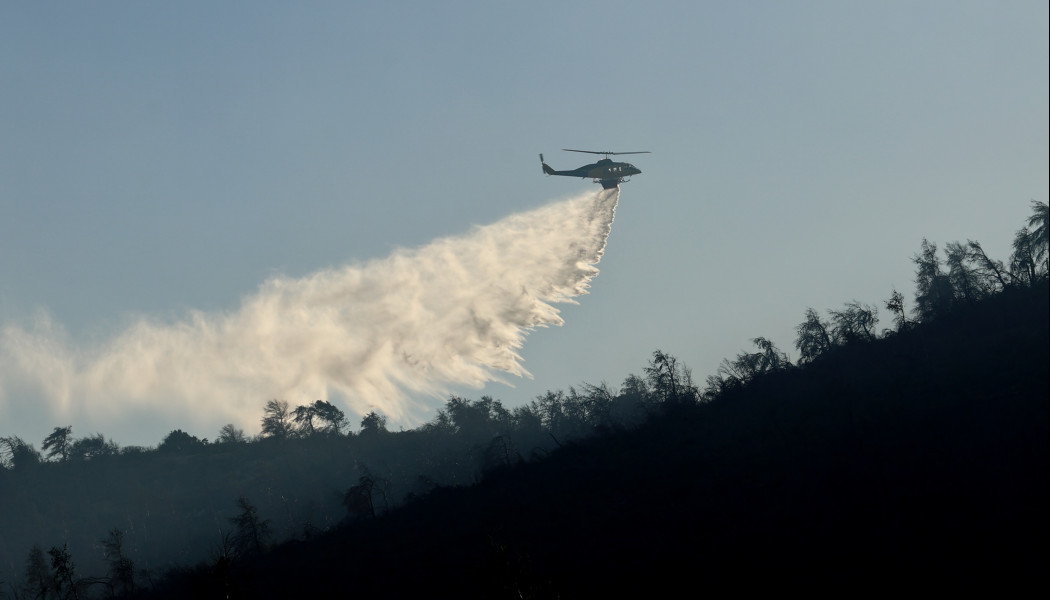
150, 284, 1049, 598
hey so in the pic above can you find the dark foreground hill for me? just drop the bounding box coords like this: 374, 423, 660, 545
149, 284, 1048, 598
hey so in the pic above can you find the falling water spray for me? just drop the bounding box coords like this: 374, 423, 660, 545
0, 189, 620, 438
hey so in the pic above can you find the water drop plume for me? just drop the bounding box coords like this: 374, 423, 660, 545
0, 189, 619, 438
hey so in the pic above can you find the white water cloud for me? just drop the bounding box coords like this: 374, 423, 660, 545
1, 189, 619, 442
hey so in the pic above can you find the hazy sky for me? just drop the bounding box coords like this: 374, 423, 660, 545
2, 1, 1047, 446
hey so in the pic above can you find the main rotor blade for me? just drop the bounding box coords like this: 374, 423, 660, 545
562, 149, 651, 155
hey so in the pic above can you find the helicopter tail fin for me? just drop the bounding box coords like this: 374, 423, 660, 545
540, 154, 556, 175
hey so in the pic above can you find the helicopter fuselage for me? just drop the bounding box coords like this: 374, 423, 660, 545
541, 157, 642, 189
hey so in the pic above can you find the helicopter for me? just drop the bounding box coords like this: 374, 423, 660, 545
540, 149, 649, 189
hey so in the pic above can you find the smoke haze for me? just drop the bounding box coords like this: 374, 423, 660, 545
0, 189, 619, 443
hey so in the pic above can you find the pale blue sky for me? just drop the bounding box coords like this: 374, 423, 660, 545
2, 1, 1047, 445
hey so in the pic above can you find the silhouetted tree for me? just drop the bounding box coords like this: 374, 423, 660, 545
752, 337, 791, 370
910, 217, 1044, 319
945, 239, 1024, 300
829, 301, 878, 343
216, 423, 247, 444
294, 400, 348, 436
510, 403, 543, 436
914, 238, 954, 320
48, 544, 78, 600
560, 388, 591, 433
961, 240, 1010, 293
702, 372, 737, 400
533, 391, 567, 434
359, 411, 388, 436
343, 475, 376, 520
945, 241, 986, 302
1010, 226, 1042, 286
445, 396, 510, 437
42, 426, 73, 463
422, 406, 456, 435
578, 382, 615, 429
260, 399, 293, 440
157, 430, 205, 453
311, 400, 348, 434
884, 289, 910, 333
795, 308, 834, 363
229, 497, 272, 557
101, 528, 135, 597
292, 404, 317, 437
617, 373, 656, 414
68, 434, 119, 462
600, 378, 646, 425
717, 338, 789, 385
0, 436, 41, 470
644, 350, 697, 405
212, 528, 236, 565
207, 529, 237, 599
22, 544, 52, 600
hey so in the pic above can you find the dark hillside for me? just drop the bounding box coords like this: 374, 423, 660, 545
151, 284, 1049, 598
